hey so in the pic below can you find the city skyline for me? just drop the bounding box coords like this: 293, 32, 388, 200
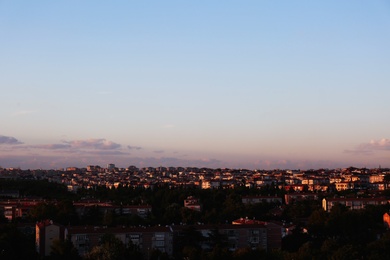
1, 1, 390, 170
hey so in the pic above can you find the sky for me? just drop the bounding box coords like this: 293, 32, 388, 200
1, 1, 390, 170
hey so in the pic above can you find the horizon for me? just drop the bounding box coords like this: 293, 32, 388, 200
1, 1, 390, 170
1, 163, 387, 172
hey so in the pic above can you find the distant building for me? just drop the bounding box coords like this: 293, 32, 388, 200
73, 202, 152, 219
107, 164, 115, 171
383, 212, 390, 229
0, 190, 19, 198
284, 193, 321, 205
66, 167, 79, 172
242, 196, 282, 205
184, 196, 202, 211
322, 197, 390, 212
86, 165, 101, 172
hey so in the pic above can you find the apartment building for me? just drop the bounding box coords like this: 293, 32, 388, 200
322, 197, 390, 212
36, 220, 66, 257
67, 226, 173, 257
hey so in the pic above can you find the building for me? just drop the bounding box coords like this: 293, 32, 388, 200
64, 222, 282, 257
107, 164, 116, 171
184, 196, 202, 211
0, 199, 41, 221
284, 193, 321, 205
322, 197, 390, 212
242, 196, 282, 205
36, 220, 66, 257
383, 212, 390, 229
66, 226, 173, 257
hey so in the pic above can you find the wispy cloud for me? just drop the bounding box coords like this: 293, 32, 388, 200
162, 124, 175, 129
12, 110, 37, 117
153, 150, 164, 154
127, 145, 142, 150
32, 144, 71, 149
0, 135, 23, 145
63, 139, 121, 150
345, 138, 390, 155
25, 139, 122, 152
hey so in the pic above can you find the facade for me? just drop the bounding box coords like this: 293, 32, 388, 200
67, 226, 173, 257
36, 220, 65, 257
184, 196, 202, 211
284, 193, 321, 205
172, 224, 267, 252
322, 197, 390, 212
73, 201, 152, 219
0, 199, 40, 221
383, 212, 390, 229
242, 196, 282, 205
63, 223, 282, 257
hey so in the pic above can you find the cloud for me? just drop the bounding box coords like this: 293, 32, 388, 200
63, 139, 121, 150
345, 138, 390, 155
162, 124, 175, 129
154, 150, 164, 154
367, 138, 390, 150
20, 139, 123, 154
12, 110, 37, 117
0, 135, 23, 145
86, 150, 129, 156
127, 145, 142, 150
32, 144, 71, 149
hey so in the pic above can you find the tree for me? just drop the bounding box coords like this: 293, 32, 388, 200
124, 240, 143, 260
56, 199, 79, 225
174, 226, 204, 259
0, 225, 37, 260
366, 232, 390, 259
50, 238, 81, 260
84, 233, 126, 260
307, 209, 327, 239
29, 202, 58, 221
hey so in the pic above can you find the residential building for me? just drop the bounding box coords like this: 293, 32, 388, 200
36, 220, 65, 257
322, 197, 390, 212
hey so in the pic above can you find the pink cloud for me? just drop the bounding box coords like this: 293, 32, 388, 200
63, 139, 121, 150
345, 138, 390, 155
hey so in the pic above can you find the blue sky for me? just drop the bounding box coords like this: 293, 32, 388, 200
1, 1, 389, 169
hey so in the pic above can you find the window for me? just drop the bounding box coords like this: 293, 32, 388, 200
76, 235, 87, 241
155, 241, 165, 247
155, 233, 165, 240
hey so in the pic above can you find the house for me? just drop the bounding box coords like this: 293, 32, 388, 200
184, 196, 202, 211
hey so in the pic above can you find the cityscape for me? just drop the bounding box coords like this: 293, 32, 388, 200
1, 164, 390, 259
